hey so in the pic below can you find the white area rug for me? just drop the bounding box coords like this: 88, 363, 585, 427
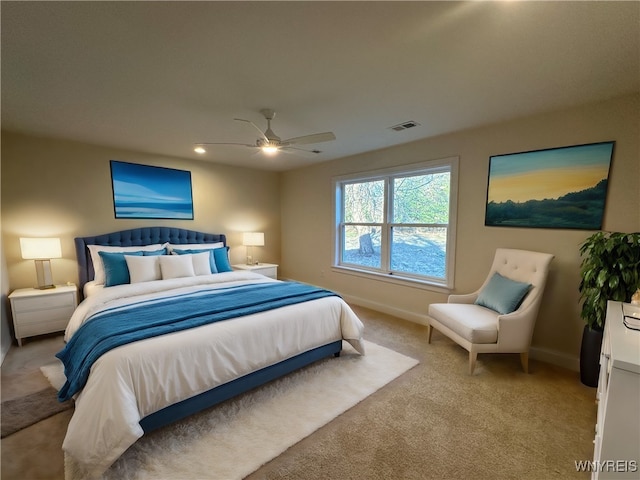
43, 340, 418, 480
41, 360, 67, 390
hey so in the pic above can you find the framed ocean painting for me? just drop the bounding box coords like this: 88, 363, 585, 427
484, 141, 614, 230
110, 161, 194, 219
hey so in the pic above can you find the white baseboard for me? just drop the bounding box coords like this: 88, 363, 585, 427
340, 293, 431, 326
0, 330, 11, 366
341, 292, 580, 372
529, 346, 580, 372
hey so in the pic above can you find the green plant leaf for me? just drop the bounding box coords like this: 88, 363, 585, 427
578, 231, 640, 328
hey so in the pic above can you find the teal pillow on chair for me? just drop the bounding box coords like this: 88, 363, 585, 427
475, 272, 531, 315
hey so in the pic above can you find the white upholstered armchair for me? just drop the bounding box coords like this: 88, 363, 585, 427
426, 248, 554, 374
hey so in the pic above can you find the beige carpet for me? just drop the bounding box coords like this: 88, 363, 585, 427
245, 307, 598, 480
1, 307, 598, 480
47, 340, 418, 480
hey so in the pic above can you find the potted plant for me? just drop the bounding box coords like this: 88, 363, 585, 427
578, 231, 640, 386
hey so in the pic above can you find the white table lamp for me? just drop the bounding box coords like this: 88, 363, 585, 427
242, 232, 264, 265
20, 237, 62, 289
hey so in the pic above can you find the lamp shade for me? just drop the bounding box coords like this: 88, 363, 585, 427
20, 237, 62, 259
242, 232, 265, 247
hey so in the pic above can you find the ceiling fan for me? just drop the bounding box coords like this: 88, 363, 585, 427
194, 109, 336, 156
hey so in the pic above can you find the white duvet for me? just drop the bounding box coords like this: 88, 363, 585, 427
61, 271, 365, 479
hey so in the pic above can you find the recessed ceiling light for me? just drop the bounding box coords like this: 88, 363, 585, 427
194, 146, 206, 154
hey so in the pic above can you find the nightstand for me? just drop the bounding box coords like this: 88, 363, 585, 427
233, 263, 278, 279
9, 284, 78, 346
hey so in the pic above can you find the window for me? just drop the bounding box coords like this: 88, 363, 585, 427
333, 157, 458, 288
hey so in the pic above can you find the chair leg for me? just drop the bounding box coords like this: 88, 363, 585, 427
427, 323, 433, 344
469, 351, 478, 375
520, 352, 529, 374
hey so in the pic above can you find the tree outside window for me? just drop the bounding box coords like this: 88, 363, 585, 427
335, 158, 457, 287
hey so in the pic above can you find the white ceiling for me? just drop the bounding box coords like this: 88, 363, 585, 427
2, 1, 639, 171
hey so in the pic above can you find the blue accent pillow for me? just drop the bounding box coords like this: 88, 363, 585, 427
172, 248, 218, 273
143, 248, 168, 256
213, 247, 233, 272
99, 251, 144, 287
475, 272, 531, 315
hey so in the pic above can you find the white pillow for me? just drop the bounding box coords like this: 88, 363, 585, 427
167, 242, 223, 253
83, 281, 104, 298
159, 254, 195, 280
191, 251, 213, 276
125, 255, 161, 283
88, 243, 166, 284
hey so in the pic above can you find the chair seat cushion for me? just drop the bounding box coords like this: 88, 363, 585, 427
428, 303, 499, 344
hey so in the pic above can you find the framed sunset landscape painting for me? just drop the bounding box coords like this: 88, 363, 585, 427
484, 141, 614, 229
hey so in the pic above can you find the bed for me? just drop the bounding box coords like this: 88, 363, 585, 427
60, 226, 365, 478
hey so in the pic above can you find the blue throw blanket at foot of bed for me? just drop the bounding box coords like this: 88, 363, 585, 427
56, 281, 338, 401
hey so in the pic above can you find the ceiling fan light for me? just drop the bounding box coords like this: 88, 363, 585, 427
262, 145, 278, 155
194, 146, 206, 154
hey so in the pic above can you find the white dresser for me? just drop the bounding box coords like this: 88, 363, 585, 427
9, 284, 78, 346
592, 301, 640, 479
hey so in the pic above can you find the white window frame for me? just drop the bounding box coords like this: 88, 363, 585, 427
332, 157, 458, 291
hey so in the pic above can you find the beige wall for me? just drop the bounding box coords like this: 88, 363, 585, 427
2, 94, 638, 367
1, 237, 11, 361
1, 132, 282, 292
280, 93, 640, 369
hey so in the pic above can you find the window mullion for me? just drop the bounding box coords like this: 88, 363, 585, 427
380, 176, 391, 272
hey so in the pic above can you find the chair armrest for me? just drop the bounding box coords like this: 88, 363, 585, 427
448, 292, 478, 304
497, 305, 537, 351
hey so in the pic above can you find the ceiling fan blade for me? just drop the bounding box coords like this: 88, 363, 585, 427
281, 146, 322, 155
282, 132, 336, 146
233, 118, 269, 142
194, 142, 258, 148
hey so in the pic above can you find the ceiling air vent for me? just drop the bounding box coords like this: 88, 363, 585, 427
389, 120, 421, 132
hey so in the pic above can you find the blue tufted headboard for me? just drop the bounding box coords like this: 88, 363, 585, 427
75, 226, 227, 296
